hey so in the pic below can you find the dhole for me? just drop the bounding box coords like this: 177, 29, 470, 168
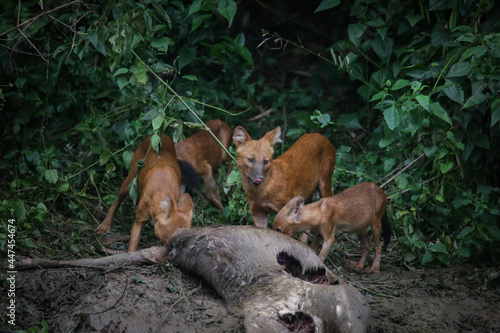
95, 134, 194, 252
273, 182, 391, 274
174, 119, 232, 210
233, 126, 336, 228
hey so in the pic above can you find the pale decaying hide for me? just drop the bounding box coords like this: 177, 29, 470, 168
167, 225, 372, 333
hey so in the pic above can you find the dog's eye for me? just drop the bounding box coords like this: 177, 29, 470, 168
247, 158, 254, 164
275, 227, 282, 233
263, 160, 269, 165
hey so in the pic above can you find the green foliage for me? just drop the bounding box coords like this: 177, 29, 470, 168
318, 0, 500, 266
0, 0, 250, 256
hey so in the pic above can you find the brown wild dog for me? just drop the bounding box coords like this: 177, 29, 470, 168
95, 134, 194, 252
233, 126, 336, 228
273, 182, 391, 274
175, 119, 232, 210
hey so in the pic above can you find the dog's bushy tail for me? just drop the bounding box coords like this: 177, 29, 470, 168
381, 212, 392, 249
178, 160, 202, 190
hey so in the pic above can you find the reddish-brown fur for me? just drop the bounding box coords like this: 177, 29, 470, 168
273, 182, 388, 274
233, 126, 336, 228
95, 134, 193, 252
174, 119, 232, 210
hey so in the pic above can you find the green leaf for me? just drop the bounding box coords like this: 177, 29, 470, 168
152, 114, 164, 131
129, 177, 139, 204
178, 46, 197, 71
191, 13, 212, 32
315, 0, 340, 13
348, 23, 366, 47
383, 158, 396, 172
235, 44, 254, 67
439, 161, 454, 174
123, 151, 134, 169
45, 169, 58, 184
217, 0, 237, 27
383, 104, 401, 130
188, 0, 203, 17
430, 102, 452, 126
456, 247, 470, 258
226, 170, 241, 186
395, 173, 408, 189
457, 227, 473, 239
113, 68, 129, 76
143, 109, 160, 120
416, 94, 430, 111
443, 80, 464, 104
135, 61, 148, 85
459, 46, 477, 62
431, 23, 449, 46
392, 79, 411, 90
405, 15, 422, 27
55, 180, 69, 192
372, 36, 393, 61
151, 37, 174, 53
422, 250, 434, 266
337, 114, 363, 130
424, 146, 438, 157
150, 134, 161, 154
488, 226, 500, 241
463, 92, 488, 109
430, 242, 448, 253
447, 61, 471, 78
182, 75, 198, 81
379, 137, 394, 148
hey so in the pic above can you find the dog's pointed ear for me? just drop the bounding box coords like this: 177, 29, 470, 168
263, 126, 282, 147
233, 126, 251, 148
160, 197, 173, 218
285, 196, 304, 218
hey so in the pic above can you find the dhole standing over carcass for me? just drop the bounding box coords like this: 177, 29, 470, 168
233, 126, 336, 228
273, 182, 391, 274
95, 134, 193, 252
174, 119, 232, 210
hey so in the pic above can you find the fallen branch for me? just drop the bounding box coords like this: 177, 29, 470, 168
14, 246, 168, 270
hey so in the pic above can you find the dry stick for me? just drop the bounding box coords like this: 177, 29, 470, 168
380, 153, 425, 189
0, 0, 82, 38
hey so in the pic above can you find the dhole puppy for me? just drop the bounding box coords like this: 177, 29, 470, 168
233, 126, 336, 228
95, 134, 194, 252
175, 119, 232, 210
273, 182, 391, 274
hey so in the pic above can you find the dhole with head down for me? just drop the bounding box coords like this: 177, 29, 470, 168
273, 182, 391, 274
95, 134, 194, 252
174, 119, 232, 210
233, 126, 336, 228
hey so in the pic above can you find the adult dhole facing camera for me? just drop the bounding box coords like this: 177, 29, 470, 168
233, 126, 336, 228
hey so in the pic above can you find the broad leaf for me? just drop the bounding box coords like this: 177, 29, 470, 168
315, 0, 340, 13
178, 46, 197, 71
45, 169, 58, 184
348, 23, 366, 47
430, 102, 452, 126
383, 104, 401, 130
217, 0, 237, 27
